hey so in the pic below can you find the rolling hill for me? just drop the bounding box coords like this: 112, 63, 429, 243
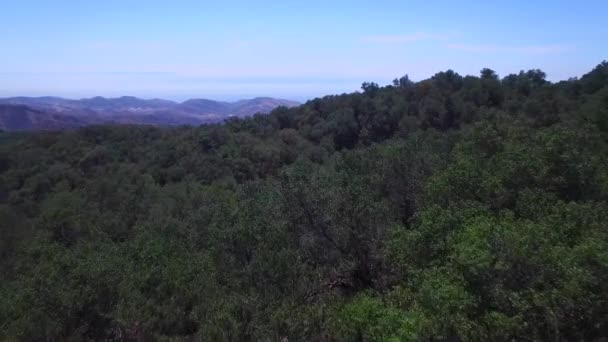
0, 104, 87, 131
0, 96, 299, 131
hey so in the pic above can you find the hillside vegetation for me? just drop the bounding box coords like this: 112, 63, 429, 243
1, 62, 607, 341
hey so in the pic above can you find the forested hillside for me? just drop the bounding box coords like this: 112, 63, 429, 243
1, 62, 607, 341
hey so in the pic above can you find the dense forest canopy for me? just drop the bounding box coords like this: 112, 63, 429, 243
1, 62, 608, 341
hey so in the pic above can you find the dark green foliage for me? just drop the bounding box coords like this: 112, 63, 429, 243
580, 61, 608, 94
1, 62, 608, 340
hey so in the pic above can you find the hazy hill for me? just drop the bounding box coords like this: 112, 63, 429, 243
229, 97, 300, 116
0, 104, 86, 131
0, 96, 299, 130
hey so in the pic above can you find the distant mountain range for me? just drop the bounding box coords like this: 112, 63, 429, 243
0, 96, 299, 131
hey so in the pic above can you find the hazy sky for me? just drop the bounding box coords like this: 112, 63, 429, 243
0, 0, 606, 101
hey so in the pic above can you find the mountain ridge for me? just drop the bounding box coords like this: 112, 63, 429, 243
0, 96, 299, 131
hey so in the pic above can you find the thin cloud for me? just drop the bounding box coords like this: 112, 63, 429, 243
225, 39, 268, 50
361, 32, 448, 44
86, 41, 168, 51
447, 43, 572, 54
228, 40, 254, 49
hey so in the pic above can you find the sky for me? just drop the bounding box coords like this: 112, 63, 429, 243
0, 0, 606, 101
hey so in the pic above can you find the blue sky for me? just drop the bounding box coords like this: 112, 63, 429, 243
0, 0, 606, 101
